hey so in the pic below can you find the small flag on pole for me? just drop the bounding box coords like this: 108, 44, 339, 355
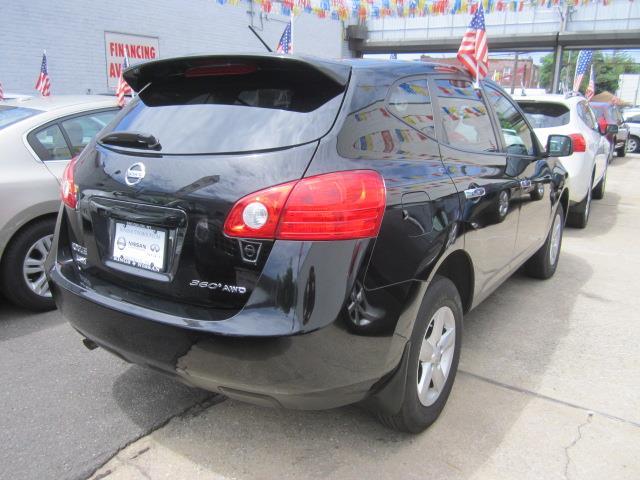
573, 50, 593, 92
457, 3, 489, 83
585, 65, 595, 101
276, 22, 292, 54
0, 81, 4, 101
35, 51, 51, 97
116, 56, 132, 108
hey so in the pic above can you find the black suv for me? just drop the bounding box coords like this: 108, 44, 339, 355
47, 55, 570, 432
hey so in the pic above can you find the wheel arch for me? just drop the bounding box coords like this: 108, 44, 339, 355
431, 249, 474, 314
0, 212, 58, 264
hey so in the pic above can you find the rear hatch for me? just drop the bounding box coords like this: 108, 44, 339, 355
517, 100, 571, 145
68, 55, 350, 316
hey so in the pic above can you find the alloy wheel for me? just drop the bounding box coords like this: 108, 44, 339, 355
417, 306, 456, 407
627, 137, 638, 153
22, 234, 53, 298
549, 212, 563, 266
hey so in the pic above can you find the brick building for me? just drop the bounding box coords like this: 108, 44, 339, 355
421, 55, 540, 89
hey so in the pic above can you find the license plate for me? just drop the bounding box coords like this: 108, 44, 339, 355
111, 222, 167, 272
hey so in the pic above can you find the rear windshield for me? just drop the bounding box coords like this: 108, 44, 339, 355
591, 104, 615, 122
104, 70, 346, 154
0, 106, 41, 130
517, 102, 570, 128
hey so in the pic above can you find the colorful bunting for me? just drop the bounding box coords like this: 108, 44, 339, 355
218, 0, 628, 21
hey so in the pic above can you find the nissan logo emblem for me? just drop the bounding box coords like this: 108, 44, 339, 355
125, 162, 146, 186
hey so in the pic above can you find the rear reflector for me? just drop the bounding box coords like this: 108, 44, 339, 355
568, 133, 586, 152
223, 170, 386, 241
61, 157, 78, 209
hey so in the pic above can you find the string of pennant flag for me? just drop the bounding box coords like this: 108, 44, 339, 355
218, 0, 630, 21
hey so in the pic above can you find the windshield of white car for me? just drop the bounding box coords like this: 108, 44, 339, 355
517, 102, 570, 128
0, 106, 42, 131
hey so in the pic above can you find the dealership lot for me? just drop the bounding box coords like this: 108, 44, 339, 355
2, 154, 639, 480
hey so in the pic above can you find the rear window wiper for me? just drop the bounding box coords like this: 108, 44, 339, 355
99, 131, 161, 151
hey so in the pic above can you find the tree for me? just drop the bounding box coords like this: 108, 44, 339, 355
538, 51, 640, 94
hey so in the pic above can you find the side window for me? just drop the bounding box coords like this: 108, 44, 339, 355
29, 124, 71, 161
577, 102, 597, 130
434, 78, 498, 152
387, 78, 435, 137
629, 115, 640, 124
61, 110, 117, 156
485, 86, 536, 156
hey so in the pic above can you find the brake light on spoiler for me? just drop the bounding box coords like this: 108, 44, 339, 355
224, 170, 387, 241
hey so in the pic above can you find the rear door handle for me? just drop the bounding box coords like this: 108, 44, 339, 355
464, 187, 486, 199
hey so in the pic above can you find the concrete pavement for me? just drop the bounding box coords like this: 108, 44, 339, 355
90, 153, 640, 480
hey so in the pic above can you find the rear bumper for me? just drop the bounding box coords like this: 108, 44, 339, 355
49, 263, 408, 410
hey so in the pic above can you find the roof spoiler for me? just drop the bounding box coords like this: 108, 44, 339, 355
123, 54, 351, 92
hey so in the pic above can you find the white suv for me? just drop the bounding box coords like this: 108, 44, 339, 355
515, 94, 609, 228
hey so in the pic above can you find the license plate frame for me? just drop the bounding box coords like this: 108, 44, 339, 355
110, 221, 168, 273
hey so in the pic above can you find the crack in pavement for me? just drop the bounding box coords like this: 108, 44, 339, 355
459, 370, 640, 429
563, 412, 594, 480
87, 394, 225, 479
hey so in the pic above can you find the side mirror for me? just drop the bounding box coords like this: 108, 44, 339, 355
606, 124, 619, 135
546, 134, 573, 157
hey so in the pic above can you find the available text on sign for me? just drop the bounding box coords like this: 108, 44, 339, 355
104, 32, 159, 89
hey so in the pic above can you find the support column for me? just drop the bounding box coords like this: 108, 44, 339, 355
551, 44, 563, 94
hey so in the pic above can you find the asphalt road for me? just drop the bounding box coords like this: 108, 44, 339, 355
0, 299, 213, 480
3, 154, 640, 480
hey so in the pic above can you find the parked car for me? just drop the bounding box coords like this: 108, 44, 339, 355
590, 102, 630, 158
47, 55, 570, 433
515, 93, 609, 228
623, 111, 640, 153
0, 96, 118, 310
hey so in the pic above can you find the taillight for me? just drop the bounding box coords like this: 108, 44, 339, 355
568, 133, 586, 153
61, 157, 78, 209
223, 170, 386, 241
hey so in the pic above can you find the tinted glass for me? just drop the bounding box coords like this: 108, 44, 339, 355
518, 101, 570, 128
61, 110, 117, 156
31, 124, 71, 160
104, 69, 346, 154
485, 86, 536, 156
628, 114, 640, 123
434, 79, 498, 152
387, 78, 435, 137
577, 102, 597, 130
591, 104, 615, 123
0, 106, 41, 130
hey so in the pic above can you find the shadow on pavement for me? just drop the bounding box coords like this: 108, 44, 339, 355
106, 249, 592, 479
0, 302, 64, 342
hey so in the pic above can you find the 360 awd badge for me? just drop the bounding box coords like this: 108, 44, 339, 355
189, 280, 247, 294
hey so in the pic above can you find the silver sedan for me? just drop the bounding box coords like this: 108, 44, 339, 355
0, 95, 118, 310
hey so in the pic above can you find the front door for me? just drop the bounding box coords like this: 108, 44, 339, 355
430, 76, 520, 296
483, 84, 552, 259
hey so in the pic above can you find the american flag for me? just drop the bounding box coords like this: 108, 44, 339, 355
457, 4, 489, 81
35, 52, 51, 97
0, 81, 4, 101
585, 65, 595, 101
276, 22, 292, 54
116, 56, 132, 108
573, 50, 593, 92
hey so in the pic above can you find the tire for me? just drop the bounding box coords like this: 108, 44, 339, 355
567, 180, 592, 229
376, 275, 463, 433
592, 167, 606, 200
616, 140, 627, 157
525, 203, 564, 280
0, 218, 56, 311
627, 136, 640, 154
